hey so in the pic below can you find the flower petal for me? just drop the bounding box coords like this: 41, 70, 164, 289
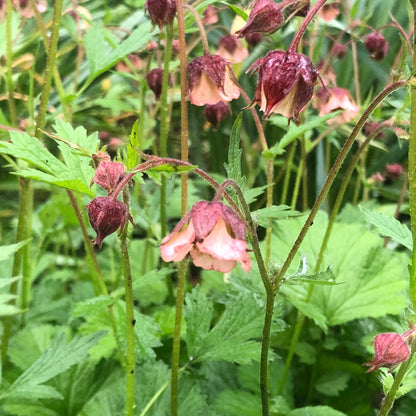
160, 222, 195, 262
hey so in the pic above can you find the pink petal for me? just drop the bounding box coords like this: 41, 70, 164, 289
190, 248, 237, 273
160, 222, 195, 262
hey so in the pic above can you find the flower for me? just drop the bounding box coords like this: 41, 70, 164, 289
146, 68, 174, 100
318, 2, 340, 22
160, 201, 251, 273
314, 87, 359, 124
216, 35, 249, 64
248, 50, 318, 122
90, 161, 126, 193
364, 32, 389, 61
364, 332, 411, 372
385, 163, 403, 180
204, 102, 231, 128
202, 4, 218, 25
188, 55, 240, 106
146, 0, 176, 29
87, 196, 134, 248
235, 0, 283, 38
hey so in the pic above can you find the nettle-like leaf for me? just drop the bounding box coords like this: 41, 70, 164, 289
184, 287, 263, 364
0, 239, 31, 263
251, 205, 301, 228
0, 122, 98, 196
360, 206, 412, 250
1, 331, 106, 401
272, 212, 408, 330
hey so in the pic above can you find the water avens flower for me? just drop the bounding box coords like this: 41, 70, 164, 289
145, 0, 176, 29
216, 34, 249, 64
87, 196, 134, 248
364, 32, 389, 61
248, 49, 318, 122
204, 101, 231, 128
188, 55, 240, 106
235, 0, 283, 38
90, 160, 126, 193
146, 68, 173, 100
160, 201, 251, 273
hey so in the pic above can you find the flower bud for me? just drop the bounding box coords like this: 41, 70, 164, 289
146, 68, 173, 100
245, 32, 262, 47
188, 54, 240, 106
364, 32, 389, 61
204, 102, 231, 127
90, 161, 126, 193
87, 196, 134, 248
248, 50, 318, 122
146, 0, 176, 29
385, 163, 403, 180
235, 0, 283, 38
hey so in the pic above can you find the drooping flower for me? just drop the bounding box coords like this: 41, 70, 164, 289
314, 87, 359, 124
248, 50, 318, 122
160, 201, 251, 273
87, 196, 135, 248
364, 32, 389, 61
318, 2, 340, 22
90, 161, 126, 193
385, 163, 403, 180
146, 0, 176, 29
202, 4, 218, 25
204, 102, 231, 128
216, 35, 249, 64
235, 0, 283, 38
146, 68, 174, 100
188, 55, 240, 106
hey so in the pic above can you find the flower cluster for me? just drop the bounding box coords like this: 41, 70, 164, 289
161, 201, 251, 273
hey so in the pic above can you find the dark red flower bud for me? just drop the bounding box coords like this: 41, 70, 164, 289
364, 32, 389, 61
235, 0, 283, 38
146, 0, 176, 29
146, 68, 173, 100
331, 42, 347, 59
245, 32, 262, 47
87, 196, 134, 248
248, 50, 318, 122
90, 161, 126, 193
188, 55, 240, 106
385, 163, 403, 180
363, 121, 385, 139
204, 102, 231, 127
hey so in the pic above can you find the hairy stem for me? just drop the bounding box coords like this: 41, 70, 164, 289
5, 0, 16, 126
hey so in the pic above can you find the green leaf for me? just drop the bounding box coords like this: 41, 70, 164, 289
184, 287, 263, 364
220, 1, 248, 20
360, 206, 412, 250
315, 371, 351, 397
290, 406, 348, 416
127, 118, 139, 170
224, 112, 245, 187
2, 331, 106, 401
0, 239, 31, 262
263, 112, 341, 159
272, 212, 408, 330
251, 205, 301, 228
146, 164, 197, 184
214, 390, 260, 416
83, 22, 156, 91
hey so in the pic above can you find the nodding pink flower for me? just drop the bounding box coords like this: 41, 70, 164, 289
202, 4, 218, 25
188, 55, 240, 106
318, 2, 340, 22
146, 0, 176, 29
364, 32, 389, 61
235, 0, 283, 38
314, 87, 359, 124
364, 330, 415, 372
216, 35, 249, 64
248, 50, 318, 122
87, 196, 135, 248
146, 68, 174, 100
204, 102, 231, 128
385, 163, 403, 180
160, 201, 251, 273
90, 161, 126, 193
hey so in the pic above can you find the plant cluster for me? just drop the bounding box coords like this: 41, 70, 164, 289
0, 0, 415, 415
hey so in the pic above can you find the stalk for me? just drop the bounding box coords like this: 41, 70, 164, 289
6, 0, 16, 126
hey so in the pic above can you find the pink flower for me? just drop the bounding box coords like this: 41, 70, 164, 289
364, 32, 389, 61
216, 35, 249, 64
188, 55, 240, 106
318, 2, 340, 22
90, 161, 126, 193
160, 201, 251, 273
364, 332, 411, 372
248, 50, 318, 122
385, 163, 403, 180
202, 5, 218, 25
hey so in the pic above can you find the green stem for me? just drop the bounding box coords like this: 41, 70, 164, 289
5, 0, 16, 126
281, 142, 296, 205
378, 339, 416, 416
160, 24, 174, 238
408, 0, 416, 309
121, 187, 136, 416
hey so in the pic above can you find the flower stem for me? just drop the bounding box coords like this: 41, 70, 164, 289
121, 187, 136, 416
183, 4, 210, 55
5, 0, 16, 126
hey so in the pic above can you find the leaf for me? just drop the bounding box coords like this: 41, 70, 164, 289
127, 118, 140, 170
360, 206, 412, 250
290, 406, 348, 416
272, 212, 408, 330
2, 331, 106, 401
0, 239, 31, 262
251, 205, 301, 228
220, 1, 248, 20
224, 112, 245, 187
263, 112, 340, 159
146, 164, 197, 184
184, 287, 263, 364
213, 390, 260, 416
83, 22, 156, 91
315, 371, 351, 396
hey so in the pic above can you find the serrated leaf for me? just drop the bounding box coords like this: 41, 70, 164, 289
2, 331, 106, 401
146, 164, 197, 184
287, 268, 337, 286
127, 119, 140, 170
0, 239, 31, 262
360, 206, 412, 250
263, 112, 341, 159
251, 205, 301, 228
315, 371, 350, 396
184, 287, 262, 364
224, 112, 245, 187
